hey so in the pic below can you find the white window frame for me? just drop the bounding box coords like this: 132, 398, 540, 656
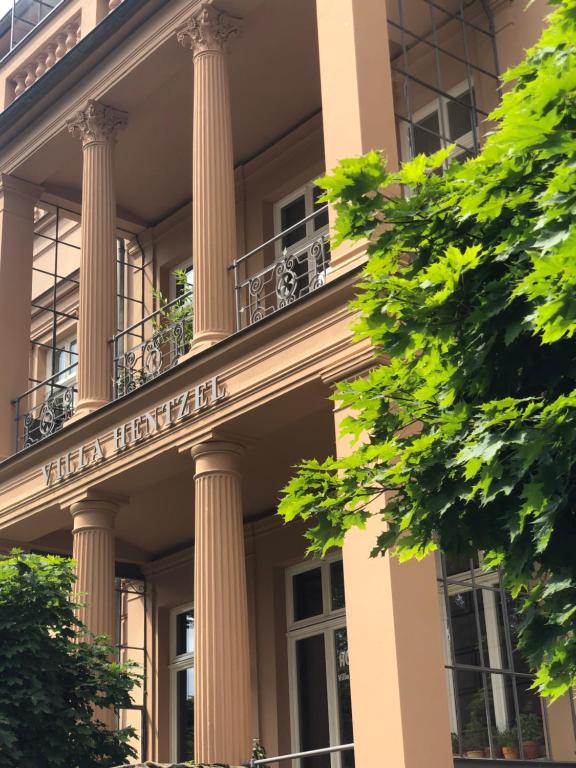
438, 557, 509, 734
400, 80, 477, 164
169, 603, 195, 763
49, 333, 77, 388
273, 181, 329, 261
286, 556, 350, 768
168, 258, 194, 302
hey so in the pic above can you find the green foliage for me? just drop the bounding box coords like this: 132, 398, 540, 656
462, 690, 488, 752
152, 268, 194, 345
518, 712, 543, 742
279, 0, 576, 698
496, 728, 518, 749
0, 550, 138, 768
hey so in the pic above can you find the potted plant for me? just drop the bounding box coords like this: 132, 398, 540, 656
451, 732, 460, 756
519, 713, 543, 759
498, 728, 519, 760
462, 690, 489, 758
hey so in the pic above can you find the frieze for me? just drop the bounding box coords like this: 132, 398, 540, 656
42, 375, 226, 487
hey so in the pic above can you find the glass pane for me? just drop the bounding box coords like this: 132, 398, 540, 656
334, 628, 355, 768
177, 667, 194, 762
176, 610, 194, 656
313, 185, 328, 231
296, 634, 330, 768
412, 111, 442, 156
281, 195, 306, 249
330, 560, 345, 611
447, 88, 475, 142
293, 568, 323, 621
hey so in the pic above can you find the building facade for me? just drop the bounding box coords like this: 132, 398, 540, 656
0, 0, 574, 765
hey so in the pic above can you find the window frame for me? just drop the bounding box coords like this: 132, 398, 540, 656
400, 79, 477, 163
273, 181, 329, 261
49, 333, 78, 388
286, 556, 351, 768
437, 553, 551, 759
168, 258, 194, 302
169, 603, 195, 763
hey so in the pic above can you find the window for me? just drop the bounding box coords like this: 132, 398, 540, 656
438, 554, 550, 760
401, 82, 478, 163
287, 556, 354, 768
170, 606, 195, 763
273, 182, 330, 299
169, 259, 194, 302
50, 335, 77, 387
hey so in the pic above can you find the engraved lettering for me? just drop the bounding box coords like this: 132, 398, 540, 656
93, 438, 104, 462
113, 425, 127, 452
42, 463, 54, 485
144, 410, 158, 436
194, 383, 208, 411
210, 375, 225, 402
176, 390, 190, 421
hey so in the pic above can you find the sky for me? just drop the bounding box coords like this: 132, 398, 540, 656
0, 0, 11, 16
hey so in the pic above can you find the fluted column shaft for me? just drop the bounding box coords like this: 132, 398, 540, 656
191, 441, 251, 765
68, 100, 127, 416
178, 5, 239, 350
71, 500, 117, 642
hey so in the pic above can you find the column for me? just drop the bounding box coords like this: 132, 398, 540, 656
178, 5, 239, 350
68, 100, 127, 417
71, 498, 117, 642
0, 175, 42, 460
191, 441, 252, 765
335, 405, 454, 768
80, 0, 109, 38
316, 0, 398, 278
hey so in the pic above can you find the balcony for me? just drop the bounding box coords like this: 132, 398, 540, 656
232, 205, 330, 331
13, 362, 77, 451
112, 290, 193, 399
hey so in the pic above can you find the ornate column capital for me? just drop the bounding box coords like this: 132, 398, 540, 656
177, 3, 240, 57
67, 99, 127, 147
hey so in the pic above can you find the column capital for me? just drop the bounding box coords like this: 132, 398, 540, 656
191, 439, 245, 477
70, 498, 119, 532
177, 4, 240, 57
67, 99, 127, 147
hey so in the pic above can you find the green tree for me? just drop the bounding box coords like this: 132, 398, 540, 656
279, 0, 576, 699
0, 551, 138, 767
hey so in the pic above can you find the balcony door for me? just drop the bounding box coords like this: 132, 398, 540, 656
287, 557, 354, 768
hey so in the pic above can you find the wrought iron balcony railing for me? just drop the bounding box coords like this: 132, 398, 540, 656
231, 205, 330, 331
112, 290, 193, 399
12, 362, 77, 452
250, 742, 354, 766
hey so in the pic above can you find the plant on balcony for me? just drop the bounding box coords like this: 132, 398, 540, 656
152, 268, 194, 347
518, 712, 543, 759
0, 550, 139, 768
497, 728, 519, 760
279, 0, 576, 700
461, 690, 489, 758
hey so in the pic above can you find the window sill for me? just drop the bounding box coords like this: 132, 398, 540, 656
455, 758, 575, 767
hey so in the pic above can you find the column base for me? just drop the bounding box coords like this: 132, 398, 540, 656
70, 398, 109, 421
326, 241, 368, 283
182, 330, 232, 359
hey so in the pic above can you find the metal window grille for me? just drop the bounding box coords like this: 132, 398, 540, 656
438, 554, 553, 760
12, 204, 146, 453
389, 0, 500, 164
115, 575, 147, 763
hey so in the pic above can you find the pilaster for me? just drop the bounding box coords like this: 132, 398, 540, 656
334, 404, 453, 768
191, 440, 252, 765
68, 100, 127, 417
178, 5, 240, 351
0, 175, 43, 460
316, 0, 398, 278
